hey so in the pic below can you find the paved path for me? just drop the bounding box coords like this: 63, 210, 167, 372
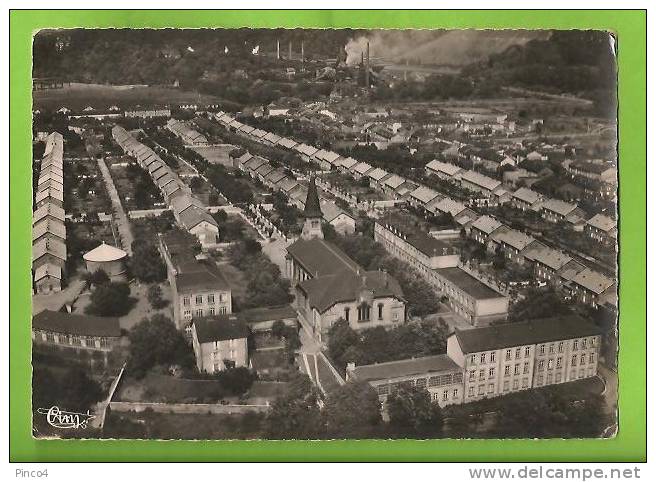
97, 157, 133, 255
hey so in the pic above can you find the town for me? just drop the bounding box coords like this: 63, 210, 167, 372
31, 28, 617, 440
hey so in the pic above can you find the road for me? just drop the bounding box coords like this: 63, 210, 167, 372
97, 157, 134, 255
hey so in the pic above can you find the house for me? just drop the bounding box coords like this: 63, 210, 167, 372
470, 215, 503, 246
568, 160, 617, 184
570, 269, 616, 307
83, 243, 128, 281
511, 187, 543, 212
447, 315, 602, 402
32, 309, 121, 357
166, 119, 208, 145
351, 162, 374, 179
276, 137, 299, 150
585, 214, 617, 244
529, 246, 573, 285
285, 181, 406, 343
171, 195, 219, 247
33, 203, 65, 225
366, 167, 390, 188
294, 143, 320, 163
408, 186, 440, 209
32, 218, 66, 245
314, 150, 342, 170
34, 264, 62, 294
428, 197, 466, 218
346, 355, 465, 408
433, 267, 509, 326
381, 174, 406, 197
489, 226, 536, 264
425, 159, 463, 182
32, 237, 67, 270
335, 157, 358, 173
159, 230, 232, 330
459, 170, 502, 197
320, 200, 356, 235
191, 316, 249, 373
540, 199, 579, 224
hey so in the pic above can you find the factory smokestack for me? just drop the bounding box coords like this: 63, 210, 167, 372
277, 40, 280, 60
365, 41, 370, 88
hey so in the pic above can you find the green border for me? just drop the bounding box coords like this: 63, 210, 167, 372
10, 9, 646, 462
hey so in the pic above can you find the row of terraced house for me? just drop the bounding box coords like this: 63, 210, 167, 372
111, 125, 220, 248
32, 132, 67, 294
210, 111, 616, 310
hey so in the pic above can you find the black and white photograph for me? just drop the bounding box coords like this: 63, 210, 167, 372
30, 27, 618, 440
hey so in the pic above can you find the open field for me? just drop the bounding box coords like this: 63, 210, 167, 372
190, 145, 237, 168
33, 83, 220, 111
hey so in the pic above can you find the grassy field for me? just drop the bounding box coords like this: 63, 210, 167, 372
33, 83, 220, 111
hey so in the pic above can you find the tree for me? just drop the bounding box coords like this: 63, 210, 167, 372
327, 318, 360, 370
386, 387, 444, 438
265, 372, 324, 439
33, 366, 104, 413
215, 366, 258, 395
129, 242, 166, 283
127, 314, 194, 378
83, 269, 110, 289
271, 320, 287, 339
85, 282, 132, 317
147, 284, 167, 309
509, 288, 572, 321
323, 381, 382, 438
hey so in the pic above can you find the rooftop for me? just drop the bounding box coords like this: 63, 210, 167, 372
286, 238, 360, 278
193, 316, 249, 344
572, 268, 614, 295
586, 213, 617, 232
83, 242, 127, 263
349, 354, 462, 382
460, 170, 501, 191
436, 267, 505, 300
33, 309, 121, 337
470, 215, 503, 235
453, 315, 602, 354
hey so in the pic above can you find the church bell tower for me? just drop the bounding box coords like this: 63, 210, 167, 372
301, 177, 324, 240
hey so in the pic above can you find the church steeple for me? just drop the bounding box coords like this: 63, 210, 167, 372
301, 176, 324, 240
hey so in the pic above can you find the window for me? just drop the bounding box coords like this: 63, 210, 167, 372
46, 332, 55, 343
523, 362, 529, 374
537, 375, 544, 386
480, 353, 486, 364
377, 385, 389, 395
580, 355, 586, 365
573, 340, 579, 350
489, 367, 495, 377
488, 383, 495, 393
539, 344, 545, 355
196, 309, 204, 317
469, 370, 476, 382
377, 304, 384, 320
538, 360, 545, 370
582, 338, 588, 349
547, 359, 554, 370
478, 385, 485, 395
71, 335, 81, 346
344, 307, 350, 322
514, 364, 520, 376
453, 389, 459, 398
443, 390, 448, 401
85, 337, 96, 348
515, 347, 521, 359
524, 347, 530, 357
549, 344, 555, 354
468, 386, 475, 397
195, 295, 203, 305
183, 296, 190, 306
558, 342, 564, 353
184, 310, 192, 319
209, 307, 215, 316
219, 306, 227, 315
357, 304, 371, 322
505, 349, 511, 361
490, 352, 496, 363
589, 353, 595, 364
504, 365, 510, 376
219, 293, 225, 302
571, 355, 578, 366
470, 354, 477, 365
479, 369, 485, 380
100, 337, 109, 348
207, 294, 215, 304
591, 337, 596, 347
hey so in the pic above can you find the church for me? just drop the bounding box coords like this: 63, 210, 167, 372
285, 178, 407, 344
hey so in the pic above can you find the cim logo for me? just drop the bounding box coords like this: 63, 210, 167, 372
36, 406, 96, 429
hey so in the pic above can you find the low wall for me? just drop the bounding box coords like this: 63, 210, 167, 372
109, 401, 271, 415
